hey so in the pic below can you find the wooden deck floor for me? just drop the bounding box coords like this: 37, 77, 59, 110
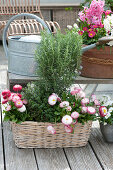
1, 45, 113, 169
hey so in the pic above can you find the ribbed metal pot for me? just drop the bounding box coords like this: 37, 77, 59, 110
100, 123, 113, 143
3, 13, 51, 77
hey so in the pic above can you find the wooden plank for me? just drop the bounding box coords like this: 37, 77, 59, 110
0, 110, 4, 170
64, 145, 102, 170
89, 124, 113, 170
35, 148, 71, 170
3, 122, 37, 170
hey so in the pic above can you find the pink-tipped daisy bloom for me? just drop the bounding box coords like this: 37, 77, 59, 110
81, 106, 88, 113
2, 89, 11, 96
99, 106, 108, 117
62, 115, 73, 125
52, 93, 61, 102
14, 100, 23, 108
64, 126, 73, 133
81, 98, 89, 106
88, 31, 96, 38
94, 99, 100, 106
87, 107, 96, 114
48, 95, 57, 106
13, 84, 22, 91
71, 111, 79, 119
12, 95, 20, 103
47, 125, 56, 134
59, 101, 69, 108
6, 105, 11, 111
66, 106, 72, 112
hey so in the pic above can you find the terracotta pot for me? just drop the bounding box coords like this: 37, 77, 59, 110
81, 46, 113, 79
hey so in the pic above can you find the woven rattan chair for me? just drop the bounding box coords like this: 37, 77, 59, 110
0, 0, 60, 36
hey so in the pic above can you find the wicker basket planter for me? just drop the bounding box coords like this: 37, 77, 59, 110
81, 46, 113, 79
11, 121, 92, 148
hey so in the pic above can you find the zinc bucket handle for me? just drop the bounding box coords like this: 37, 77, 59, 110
2, 13, 51, 59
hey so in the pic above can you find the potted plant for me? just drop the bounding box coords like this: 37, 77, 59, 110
1, 30, 98, 148
98, 95, 113, 143
76, 0, 113, 78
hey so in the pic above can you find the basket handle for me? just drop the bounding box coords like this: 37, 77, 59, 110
3, 13, 51, 59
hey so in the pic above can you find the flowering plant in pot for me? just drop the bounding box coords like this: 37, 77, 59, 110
1, 30, 98, 148
98, 95, 113, 143
76, 0, 113, 78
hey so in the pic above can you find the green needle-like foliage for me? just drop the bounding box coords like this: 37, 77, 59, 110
35, 30, 82, 95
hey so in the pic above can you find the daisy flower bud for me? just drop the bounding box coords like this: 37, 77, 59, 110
71, 111, 79, 119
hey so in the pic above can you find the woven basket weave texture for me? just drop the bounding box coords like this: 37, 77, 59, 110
11, 121, 92, 148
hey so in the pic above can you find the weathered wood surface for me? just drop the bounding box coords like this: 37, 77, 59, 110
3, 122, 38, 170
89, 123, 113, 170
64, 145, 102, 170
0, 110, 4, 170
35, 148, 70, 170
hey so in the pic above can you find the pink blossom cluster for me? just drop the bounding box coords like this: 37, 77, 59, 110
2, 85, 27, 112
79, 0, 104, 25
78, 0, 112, 39
47, 88, 97, 134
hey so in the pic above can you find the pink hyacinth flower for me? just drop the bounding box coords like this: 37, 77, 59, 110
12, 96, 20, 103
13, 84, 22, 91
64, 126, 73, 133
99, 106, 108, 117
2, 89, 11, 96
81, 106, 88, 113
66, 106, 72, 111
47, 125, 56, 134
62, 115, 73, 125
87, 107, 96, 114
71, 111, 79, 119
14, 100, 23, 108
60, 101, 69, 108
94, 99, 100, 106
2, 99, 8, 104
81, 98, 89, 106
6, 105, 11, 111
23, 99, 28, 105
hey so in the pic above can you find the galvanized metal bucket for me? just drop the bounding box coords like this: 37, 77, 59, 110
3, 13, 51, 76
